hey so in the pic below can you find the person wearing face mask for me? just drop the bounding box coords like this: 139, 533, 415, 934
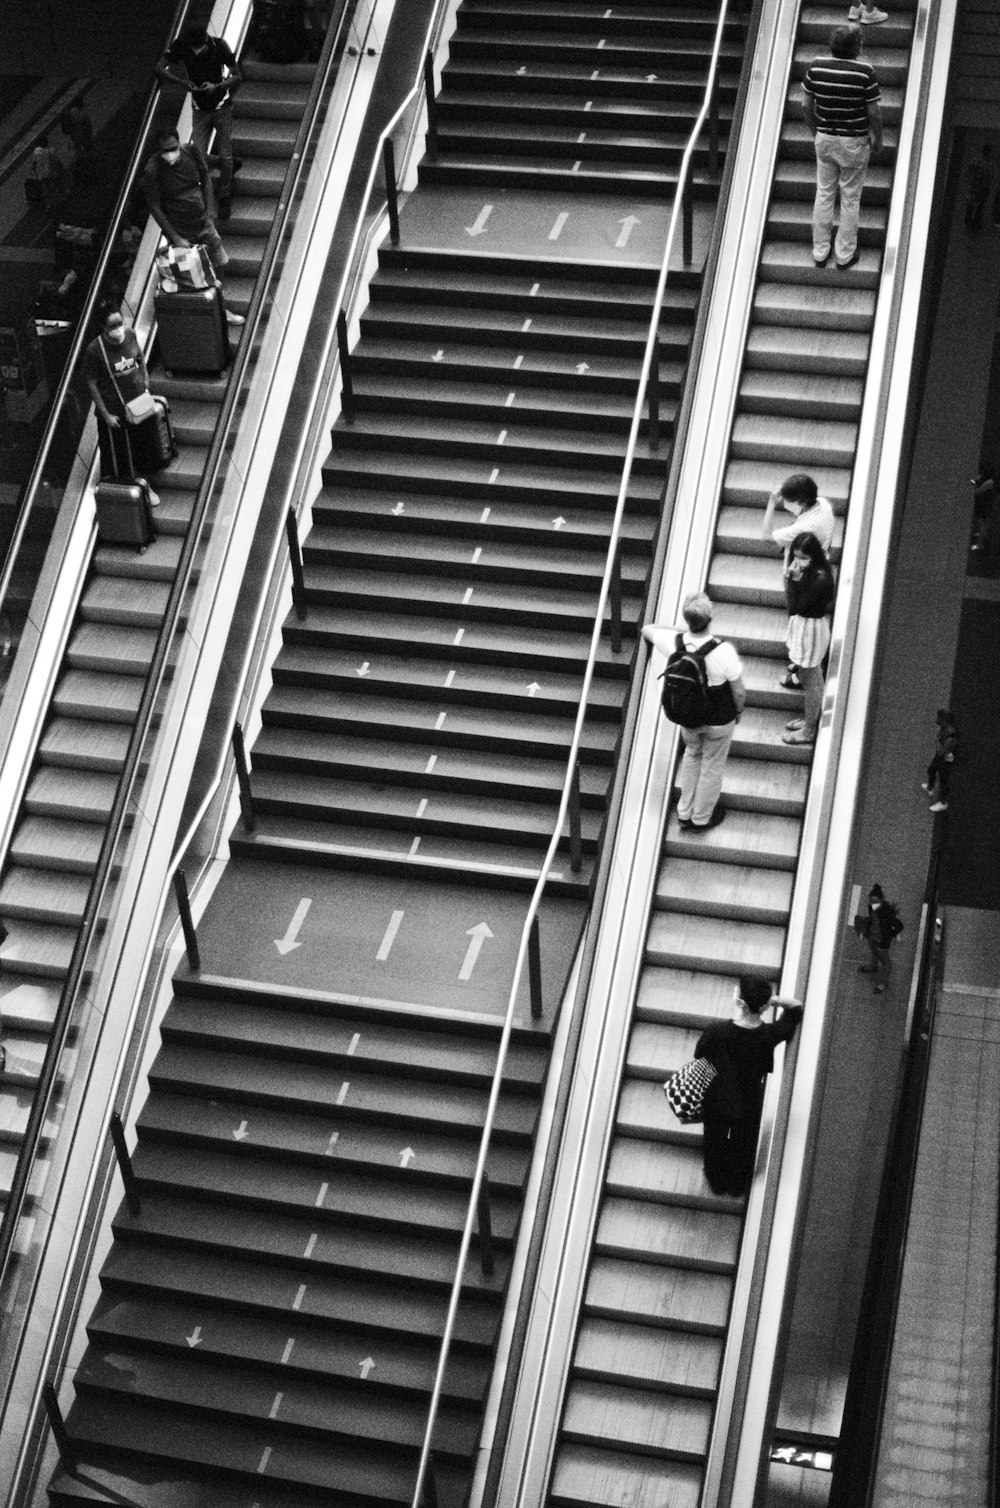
156, 22, 242, 220
781, 531, 836, 747
693, 977, 803, 1198
83, 304, 151, 479
761, 473, 836, 691
141, 128, 229, 277
858, 883, 903, 994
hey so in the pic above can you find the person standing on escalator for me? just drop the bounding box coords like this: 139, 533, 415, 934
156, 22, 242, 221
802, 24, 883, 272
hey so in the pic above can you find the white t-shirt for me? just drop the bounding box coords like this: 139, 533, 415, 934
683, 631, 743, 687
772, 497, 835, 559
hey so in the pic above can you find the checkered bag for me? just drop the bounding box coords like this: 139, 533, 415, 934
664, 1057, 718, 1124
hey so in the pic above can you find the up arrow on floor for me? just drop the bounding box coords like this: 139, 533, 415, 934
460, 922, 494, 981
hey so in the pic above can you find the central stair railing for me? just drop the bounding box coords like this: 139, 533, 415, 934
409, 3, 741, 1501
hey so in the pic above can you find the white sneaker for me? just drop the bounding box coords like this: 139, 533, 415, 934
929, 801, 948, 812
225, 309, 246, 326
850, 3, 889, 21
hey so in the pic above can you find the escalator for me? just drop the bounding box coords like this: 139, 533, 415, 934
0, 54, 315, 1196
46, 1, 745, 1503
538, 6, 916, 1507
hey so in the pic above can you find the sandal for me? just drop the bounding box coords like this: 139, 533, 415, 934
782, 729, 814, 746
784, 718, 804, 732
779, 670, 801, 689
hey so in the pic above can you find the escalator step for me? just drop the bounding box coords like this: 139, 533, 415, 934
574, 1315, 723, 1397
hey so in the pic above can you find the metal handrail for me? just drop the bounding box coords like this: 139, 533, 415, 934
0, 4, 349, 1298
0, 0, 194, 626
410, 2, 739, 1500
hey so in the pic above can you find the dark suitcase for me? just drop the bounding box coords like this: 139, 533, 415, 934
129, 395, 176, 474
155, 284, 229, 375
95, 431, 155, 550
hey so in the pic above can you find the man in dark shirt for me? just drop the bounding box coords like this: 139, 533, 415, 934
802, 24, 883, 271
156, 21, 242, 218
141, 129, 229, 275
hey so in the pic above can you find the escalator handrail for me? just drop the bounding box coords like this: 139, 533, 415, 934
0, 4, 350, 1298
0, 0, 195, 624
410, 3, 741, 1501
828, 850, 942, 1508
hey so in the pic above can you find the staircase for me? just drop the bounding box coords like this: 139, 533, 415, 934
48, 1, 742, 1503
0, 57, 315, 1204
543, 9, 914, 1508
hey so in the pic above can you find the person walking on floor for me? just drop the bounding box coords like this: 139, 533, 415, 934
156, 21, 243, 221
858, 883, 903, 993
761, 473, 836, 690
922, 708, 960, 813
802, 23, 883, 271
782, 533, 836, 746
644, 592, 746, 831
695, 977, 803, 1198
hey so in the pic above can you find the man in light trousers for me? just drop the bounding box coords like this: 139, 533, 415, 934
802, 24, 883, 271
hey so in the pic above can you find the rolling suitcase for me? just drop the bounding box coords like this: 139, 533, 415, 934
129, 395, 176, 474
95, 432, 155, 550
155, 283, 229, 375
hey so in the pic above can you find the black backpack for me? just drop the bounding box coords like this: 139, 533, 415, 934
661, 634, 719, 728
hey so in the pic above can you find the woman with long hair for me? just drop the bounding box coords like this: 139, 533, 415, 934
781, 530, 836, 746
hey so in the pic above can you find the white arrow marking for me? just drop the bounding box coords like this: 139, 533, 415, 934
426, 754, 438, 773
280, 1338, 295, 1364
513, 355, 524, 370
616, 215, 641, 249
269, 1392, 283, 1420
391, 501, 405, 514
459, 922, 494, 981
527, 682, 541, 697
316, 1181, 329, 1207
409, 836, 421, 856
233, 1120, 248, 1141
356, 660, 371, 676
521, 318, 532, 333
416, 798, 427, 818
336, 1081, 350, 1105
400, 1146, 416, 1167
517, 64, 526, 75
444, 669, 456, 687
553, 516, 566, 529
432, 349, 444, 362
258, 1447, 272, 1474
575, 363, 590, 374
347, 1032, 360, 1055
436, 711, 447, 729
304, 1233, 317, 1258
463, 587, 474, 605
275, 897, 312, 955
472, 546, 482, 563
292, 1284, 306, 1311
646, 73, 658, 81
505, 392, 515, 407
326, 1131, 339, 1154
465, 204, 493, 237
480, 505, 491, 521
549, 212, 569, 242
377, 910, 404, 961
187, 1325, 202, 1347
360, 1356, 376, 1379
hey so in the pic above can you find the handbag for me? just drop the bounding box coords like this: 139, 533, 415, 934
155, 243, 217, 292
664, 1057, 717, 1124
123, 391, 157, 425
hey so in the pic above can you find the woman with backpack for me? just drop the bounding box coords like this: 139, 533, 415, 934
694, 977, 803, 1197
781, 531, 836, 747
858, 883, 904, 994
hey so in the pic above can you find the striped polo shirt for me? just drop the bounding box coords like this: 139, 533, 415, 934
802, 55, 881, 137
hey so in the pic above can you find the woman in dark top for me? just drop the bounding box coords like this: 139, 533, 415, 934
782, 531, 836, 748
695, 976, 803, 1197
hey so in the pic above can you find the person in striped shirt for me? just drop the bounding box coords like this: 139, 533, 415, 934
802, 25, 883, 270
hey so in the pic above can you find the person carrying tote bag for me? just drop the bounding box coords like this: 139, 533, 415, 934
84, 304, 174, 477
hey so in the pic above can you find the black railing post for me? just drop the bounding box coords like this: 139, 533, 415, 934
424, 50, 438, 160
682, 181, 693, 267
648, 335, 660, 452
109, 1109, 141, 1215
173, 869, 201, 973
384, 139, 400, 246
43, 1381, 77, 1473
477, 1174, 495, 1277
285, 506, 307, 621
709, 74, 720, 177
568, 759, 583, 873
609, 548, 622, 654
232, 721, 256, 834
336, 308, 355, 424
528, 916, 543, 1021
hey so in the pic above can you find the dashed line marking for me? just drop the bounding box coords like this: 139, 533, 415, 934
292, 1284, 306, 1311
304, 1232, 317, 1258
489, 466, 500, 482
549, 212, 569, 241
578, 132, 586, 143
530, 282, 539, 295
453, 628, 464, 646
472, 546, 482, 563
521, 318, 532, 333
416, 798, 428, 818
347, 1032, 360, 1055
435, 711, 447, 729
281, 1339, 295, 1365
426, 754, 438, 772
463, 587, 474, 604
409, 836, 421, 856
336, 1081, 350, 1105
572, 161, 581, 173
316, 1181, 329, 1206
258, 1446, 272, 1474
505, 391, 515, 407
269, 1392, 283, 1420
480, 505, 491, 520
513, 354, 524, 369
497, 429, 507, 445
326, 1131, 339, 1154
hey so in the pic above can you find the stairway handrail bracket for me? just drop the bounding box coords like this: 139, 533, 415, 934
409, 0, 749, 1502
